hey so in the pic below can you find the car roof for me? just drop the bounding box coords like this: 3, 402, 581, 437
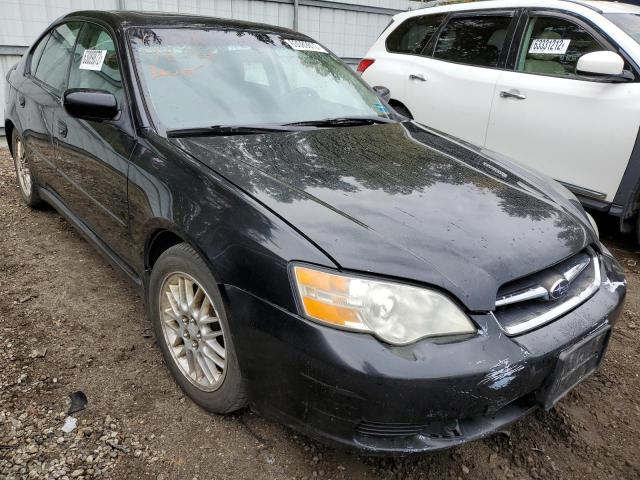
60, 9, 299, 35
399, 0, 640, 17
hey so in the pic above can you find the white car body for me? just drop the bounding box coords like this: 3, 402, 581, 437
362, 0, 640, 229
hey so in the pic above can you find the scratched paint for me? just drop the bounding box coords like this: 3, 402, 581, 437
479, 358, 525, 390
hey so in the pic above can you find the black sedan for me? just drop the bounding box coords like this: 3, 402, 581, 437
4, 10, 626, 454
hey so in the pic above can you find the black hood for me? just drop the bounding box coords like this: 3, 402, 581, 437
172, 122, 594, 311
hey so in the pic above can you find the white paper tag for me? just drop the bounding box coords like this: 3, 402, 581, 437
529, 39, 571, 55
283, 39, 327, 53
79, 49, 107, 71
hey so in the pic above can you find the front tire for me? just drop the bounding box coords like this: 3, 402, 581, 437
11, 130, 42, 208
149, 243, 247, 413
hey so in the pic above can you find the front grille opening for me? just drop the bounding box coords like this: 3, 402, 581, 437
493, 248, 600, 336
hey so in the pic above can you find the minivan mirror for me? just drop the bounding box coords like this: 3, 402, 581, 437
372, 85, 391, 102
576, 51, 625, 76
63, 89, 119, 121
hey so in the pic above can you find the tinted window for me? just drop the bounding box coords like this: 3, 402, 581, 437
386, 14, 446, 54
69, 23, 124, 103
433, 15, 513, 67
517, 16, 604, 78
29, 34, 49, 74
35, 22, 82, 93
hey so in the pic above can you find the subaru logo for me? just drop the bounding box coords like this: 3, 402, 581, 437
549, 278, 570, 300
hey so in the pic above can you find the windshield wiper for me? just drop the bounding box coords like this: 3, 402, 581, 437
284, 116, 396, 128
167, 124, 297, 137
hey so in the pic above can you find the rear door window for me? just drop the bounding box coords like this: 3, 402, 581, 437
34, 22, 82, 93
516, 15, 606, 78
433, 14, 514, 68
386, 14, 446, 54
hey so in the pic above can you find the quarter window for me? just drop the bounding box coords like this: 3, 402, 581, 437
517, 16, 605, 78
69, 23, 124, 103
34, 22, 82, 93
386, 14, 446, 54
433, 15, 513, 68
29, 34, 49, 74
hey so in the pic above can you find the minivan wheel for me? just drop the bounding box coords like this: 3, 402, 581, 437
149, 243, 247, 413
11, 130, 42, 207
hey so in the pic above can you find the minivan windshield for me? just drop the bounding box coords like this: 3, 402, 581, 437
129, 28, 391, 131
606, 13, 640, 45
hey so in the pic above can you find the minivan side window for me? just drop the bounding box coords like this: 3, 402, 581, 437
386, 14, 446, 54
34, 22, 82, 93
69, 23, 124, 103
433, 14, 513, 68
517, 16, 605, 78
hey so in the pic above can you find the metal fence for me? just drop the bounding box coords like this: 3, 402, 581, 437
1, 0, 431, 136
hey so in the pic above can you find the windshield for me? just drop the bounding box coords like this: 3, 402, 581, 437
606, 13, 640, 45
128, 28, 391, 130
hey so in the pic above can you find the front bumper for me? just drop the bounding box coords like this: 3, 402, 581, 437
223, 253, 626, 454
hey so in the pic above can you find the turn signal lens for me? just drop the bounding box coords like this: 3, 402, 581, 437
356, 58, 375, 73
292, 265, 475, 345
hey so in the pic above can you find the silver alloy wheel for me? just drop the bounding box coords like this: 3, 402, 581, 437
159, 272, 227, 391
14, 137, 32, 197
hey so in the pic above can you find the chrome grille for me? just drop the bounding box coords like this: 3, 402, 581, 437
493, 248, 601, 336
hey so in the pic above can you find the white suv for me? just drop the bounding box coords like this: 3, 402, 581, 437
360, 0, 640, 237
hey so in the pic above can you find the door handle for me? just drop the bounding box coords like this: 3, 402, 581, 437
500, 90, 526, 100
409, 73, 427, 82
57, 120, 68, 138
18, 95, 25, 107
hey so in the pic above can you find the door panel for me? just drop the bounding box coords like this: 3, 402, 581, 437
404, 12, 516, 146
486, 12, 640, 201
486, 71, 640, 201
53, 22, 136, 265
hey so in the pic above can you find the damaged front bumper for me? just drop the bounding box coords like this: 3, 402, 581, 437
225, 252, 626, 454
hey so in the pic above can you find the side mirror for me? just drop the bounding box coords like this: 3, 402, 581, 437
63, 89, 119, 121
576, 51, 624, 76
372, 85, 391, 103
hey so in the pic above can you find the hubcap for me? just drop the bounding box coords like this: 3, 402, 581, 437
159, 273, 227, 391
15, 138, 32, 197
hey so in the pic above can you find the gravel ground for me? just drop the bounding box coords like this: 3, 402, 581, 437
1, 145, 639, 480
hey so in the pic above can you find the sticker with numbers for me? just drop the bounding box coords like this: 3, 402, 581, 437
529, 39, 571, 55
79, 49, 107, 71
283, 39, 327, 53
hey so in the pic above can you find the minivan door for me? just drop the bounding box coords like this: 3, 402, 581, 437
485, 10, 640, 203
52, 21, 137, 266
405, 11, 518, 146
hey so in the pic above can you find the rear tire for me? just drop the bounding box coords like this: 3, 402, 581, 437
11, 130, 42, 208
149, 243, 247, 414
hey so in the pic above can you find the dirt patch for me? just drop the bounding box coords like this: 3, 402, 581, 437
0, 145, 639, 480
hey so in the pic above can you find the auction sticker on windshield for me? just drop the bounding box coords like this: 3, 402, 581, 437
79, 49, 107, 71
283, 39, 327, 53
529, 39, 571, 55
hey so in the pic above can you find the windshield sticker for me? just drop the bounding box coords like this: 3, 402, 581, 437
528, 39, 571, 55
283, 39, 327, 53
79, 49, 107, 71
373, 102, 389, 114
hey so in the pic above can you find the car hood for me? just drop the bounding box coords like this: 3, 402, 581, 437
171, 122, 593, 311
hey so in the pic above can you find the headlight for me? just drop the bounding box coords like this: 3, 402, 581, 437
292, 265, 476, 345
586, 212, 599, 238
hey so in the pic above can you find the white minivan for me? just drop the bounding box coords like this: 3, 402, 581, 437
360, 0, 640, 238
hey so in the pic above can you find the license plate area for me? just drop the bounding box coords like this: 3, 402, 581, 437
537, 326, 610, 410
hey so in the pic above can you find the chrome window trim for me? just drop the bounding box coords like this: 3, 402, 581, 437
497, 250, 601, 336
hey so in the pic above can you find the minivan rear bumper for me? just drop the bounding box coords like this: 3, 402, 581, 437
223, 253, 626, 454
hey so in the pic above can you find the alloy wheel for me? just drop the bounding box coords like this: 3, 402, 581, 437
15, 137, 32, 197
159, 272, 227, 391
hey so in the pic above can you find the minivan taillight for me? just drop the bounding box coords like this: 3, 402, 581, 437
356, 58, 375, 74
